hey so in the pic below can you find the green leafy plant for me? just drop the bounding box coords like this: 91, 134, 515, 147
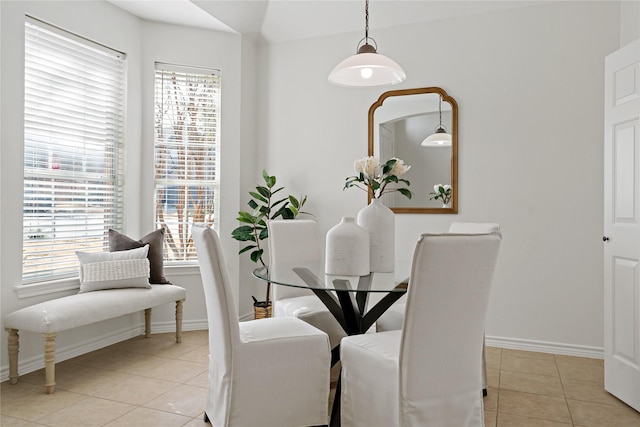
231, 170, 309, 303
429, 184, 453, 205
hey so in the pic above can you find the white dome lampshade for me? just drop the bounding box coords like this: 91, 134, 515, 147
421, 94, 451, 147
329, 48, 406, 88
421, 127, 452, 147
328, 0, 406, 88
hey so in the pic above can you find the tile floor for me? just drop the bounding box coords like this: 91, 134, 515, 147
1, 331, 639, 426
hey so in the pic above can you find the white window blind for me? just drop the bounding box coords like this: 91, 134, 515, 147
23, 17, 126, 284
154, 63, 220, 262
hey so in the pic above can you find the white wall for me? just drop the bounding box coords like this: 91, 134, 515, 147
0, 1, 247, 380
262, 1, 623, 356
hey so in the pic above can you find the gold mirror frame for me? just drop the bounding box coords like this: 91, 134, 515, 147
368, 87, 458, 214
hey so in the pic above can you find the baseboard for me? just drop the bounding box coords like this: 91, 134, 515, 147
0, 320, 208, 383
486, 335, 604, 359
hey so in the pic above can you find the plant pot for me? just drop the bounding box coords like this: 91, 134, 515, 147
253, 301, 272, 319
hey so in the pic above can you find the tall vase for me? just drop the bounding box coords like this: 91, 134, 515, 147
325, 217, 370, 276
357, 198, 395, 272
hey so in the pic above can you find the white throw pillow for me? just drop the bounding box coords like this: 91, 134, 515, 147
77, 246, 151, 293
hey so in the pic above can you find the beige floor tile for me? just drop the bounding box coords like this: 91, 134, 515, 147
33, 396, 135, 426
496, 413, 572, 426
5, 341, 627, 427
103, 406, 192, 427
484, 410, 497, 427
498, 389, 571, 424
0, 387, 85, 421
176, 345, 210, 364
501, 354, 559, 377
91, 375, 178, 405
1, 381, 43, 403
486, 346, 502, 369
0, 415, 47, 426
185, 371, 209, 388
136, 359, 208, 383
500, 370, 564, 397
555, 354, 603, 367
70, 346, 130, 370
182, 415, 210, 426
562, 377, 629, 407
111, 335, 201, 357
176, 330, 209, 345
484, 387, 499, 411
59, 367, 132, 395
568, 399, 640, 426
486, 366, 500, 388
556, 360, 604, 383
108, 351, 172, 375
143, 383, 207, 417
503, 348, 556, 361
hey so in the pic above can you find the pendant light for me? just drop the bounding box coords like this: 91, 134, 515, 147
328, 0, 406, 88
421, 95, 452, 147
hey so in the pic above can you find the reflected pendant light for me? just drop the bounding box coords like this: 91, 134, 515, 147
421, 95, 452, 147
328, 0, 406, 87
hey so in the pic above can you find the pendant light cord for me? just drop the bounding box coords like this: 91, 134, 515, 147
439, 95, 443, 126
364, 0, 369, 44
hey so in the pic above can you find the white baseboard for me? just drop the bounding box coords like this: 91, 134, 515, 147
0, 320, 208, 383
485, 335, 604, 359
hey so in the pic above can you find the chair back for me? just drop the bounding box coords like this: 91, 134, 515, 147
192, 225, 239, 376
400, 232, 501, 426
449, 221, 501, 237
267, 219, 321, 300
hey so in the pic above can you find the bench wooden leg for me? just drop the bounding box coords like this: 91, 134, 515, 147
5, 328, 19, 385
144, 308, 152, 338
42, 332, 57, 394
175, 299, 184, 343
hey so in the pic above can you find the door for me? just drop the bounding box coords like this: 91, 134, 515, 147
604, 38, 640, 412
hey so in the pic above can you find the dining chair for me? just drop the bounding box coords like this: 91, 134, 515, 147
192, 225, 331, 427
340, 232, 501, 427
268, 219, 346, 349
376, 222, 501, 394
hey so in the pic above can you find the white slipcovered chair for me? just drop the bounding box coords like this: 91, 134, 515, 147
340, 232, 501, 427
376, 222, 501, 394
267, 219, 346, 349
192, 225, 331, 427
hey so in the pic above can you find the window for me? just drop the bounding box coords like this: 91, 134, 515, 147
22, 17, 126, 284
154, 63, 220, 262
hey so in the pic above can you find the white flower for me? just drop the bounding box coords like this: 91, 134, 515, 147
433, 184, 440, 193
354, 156, 381, 180
442, 184, 452, 193
390, 158, 411, 176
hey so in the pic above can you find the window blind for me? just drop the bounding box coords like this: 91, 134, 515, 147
23, 17, 126, 284
154, 63, 220, 262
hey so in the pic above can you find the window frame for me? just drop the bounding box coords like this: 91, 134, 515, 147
22, 16, 126, 286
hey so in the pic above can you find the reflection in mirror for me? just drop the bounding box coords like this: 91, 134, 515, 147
369, 87, 458, 214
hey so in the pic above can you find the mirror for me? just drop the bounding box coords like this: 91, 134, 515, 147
368, 87, 458, 214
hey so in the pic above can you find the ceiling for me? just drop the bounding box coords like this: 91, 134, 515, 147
106, 0, 543, 44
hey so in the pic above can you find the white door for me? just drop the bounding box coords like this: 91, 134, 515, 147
604, 38, 640, 412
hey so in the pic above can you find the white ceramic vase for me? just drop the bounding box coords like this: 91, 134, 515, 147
357, 198, 395, 272
325, 217, 370, 276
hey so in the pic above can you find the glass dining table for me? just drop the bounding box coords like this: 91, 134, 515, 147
252, 265, 409, 337
253, 264, 410, 427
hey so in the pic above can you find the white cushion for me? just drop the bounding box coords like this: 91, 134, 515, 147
275, 295, 346, 348
76, 246, 150, 293
4, 285, 186, 334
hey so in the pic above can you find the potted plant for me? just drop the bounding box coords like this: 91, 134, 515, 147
231, 170, 309, 318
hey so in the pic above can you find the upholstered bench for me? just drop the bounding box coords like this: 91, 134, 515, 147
4, 284, 186, 393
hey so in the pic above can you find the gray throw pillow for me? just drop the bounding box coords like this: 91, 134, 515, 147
109, 228, 171, 284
